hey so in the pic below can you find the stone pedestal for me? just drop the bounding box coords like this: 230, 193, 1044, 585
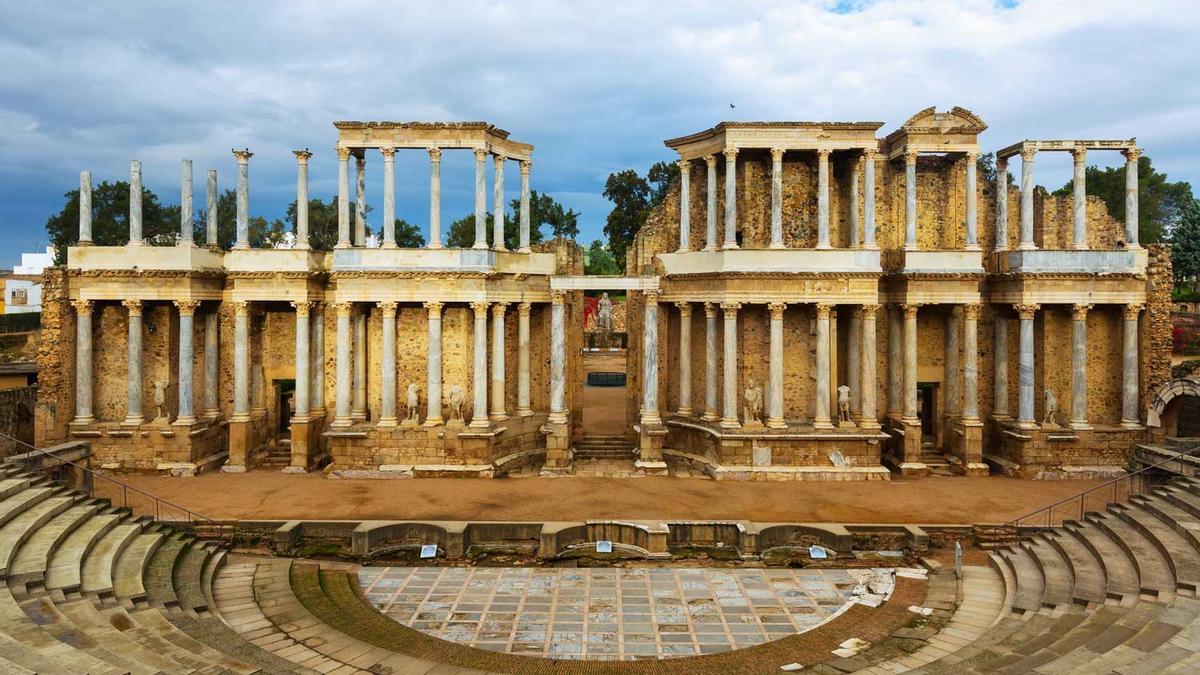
540, 420, 573, 475
224, 419, 253, 472
286, 417, 317, 473
636, 425, 668, 476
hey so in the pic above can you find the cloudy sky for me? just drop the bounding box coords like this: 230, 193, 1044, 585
0, 0, 1196, 268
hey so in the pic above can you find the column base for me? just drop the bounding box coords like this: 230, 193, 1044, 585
381, 242, 398, 249
1017, 242, 1037, 251
812, 419, 834, 430
676, 407, 693, 418
428, 242, 444, 250
376, 417, 398, 429
768, 242, 786, 250
701, 411, 720, 422
518, 247, 531, 254
489, 412, 509, 422
204, 409, 221, 420
70, 415, 96, 426
472, 242, 488, 250
1069, 420, 1093, 430
815, 243, 832, 250
335, 242, 352, 249
991, 412, 1012, 421
718, 418, 741, 429
766, 417, 786, 429
1120, 420, 1144, 430
548, 410, 568, 424
1072, 243, 1089, 251
1016, 419, 1038, 430
858, 419, 882, 430
964, 244, 981, 252
423, 417, 444, 427
330, 416, 353, 428
721, 242, 740, 250
172, 416, 198, 427
641, 412, 663, 427
350, 411, 367, 421
469, 417, 491, 429
517, 407, 533, 417
122, 416, 145, 427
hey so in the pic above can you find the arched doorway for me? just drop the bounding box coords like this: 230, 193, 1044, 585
1146, 378, 1200, 438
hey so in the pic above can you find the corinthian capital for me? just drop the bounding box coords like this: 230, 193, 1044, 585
122, 299, 143, 316
722, 147, 739, 162
291, 300, 312, 317
71, 299, 93, 316
174, 299, 201, 316
232, 148, 253, 163
473, 148, 488, 162
293, 149, 313, 164
427, 147, 442, 162
703, 154, 717, 168
1122, 147, 1142, 162
1019, 146, 1037, 162
1123, 304, 1144, 320
1013, 303, 1040, 320
336, 147, 352, 161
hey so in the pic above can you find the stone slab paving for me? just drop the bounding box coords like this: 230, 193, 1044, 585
359, 566, 887, 661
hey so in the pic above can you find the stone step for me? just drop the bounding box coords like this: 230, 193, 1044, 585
0, 584, 130, 674
44, 512, 121, 593
1064, 519, 1140, 603
8, 501, 102, 586
1040, 529, 1107, 606
1112, 502, 1200, 595
1159, 484, 1200, 520
198, 544, 226, 617
1000, 604, 1131, 673
143, 531, 191, 608
129, 606, 263, 674
1132, 494, 1200, 558
999, 545, 1046, 614
0, 494, 77, 578
1021, 537, 1074, 610
111, 531, 166, 603
0, 486, 53, 530
50, 596, 193, 673
173, 539, 215, 612
79, 520, 144, 596
0, 476, 34, 502
1087, 512, 1176, 600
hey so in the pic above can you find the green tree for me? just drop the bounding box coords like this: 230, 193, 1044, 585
282, 197, 340, 251
446, 213, 493, 249
392, 219, 426, 248
646, 160, 680, 208
45, 181, 178, 263
198, 189, 285, 249
602, 162, 679, 271
1053, 155, 1193, 245
976, 152, 1013, 187
1171, 199, 1200, 288
583, 239, 620, 275
510, 190, 578, 241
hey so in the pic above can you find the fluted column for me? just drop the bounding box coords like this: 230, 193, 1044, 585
770, 148, 785, 249
549, 292, 567, 423
122, 300, 144, 425
767, 302, 786, 429
470, 301, 489, 428
816, 149, 832, 249
719, 302, 740, 428
1072, 148, 1088, 250
129, 160, 143, 245
849, 155, 861, 248
1019, 147, 1036, 250
473, 149, 488, 249
678, 160, 691, 252
814, 304, 833, 429
232, 301, 251, 423
995, 157, 1008, 250
847, 307, 862, 419
860, 304, 880, 429
703, 303, 720, 421
493, 154, 506, 251
336, 148, 351, 248
704, 155, 718, 251
351, 306, 367, 420
78, 171, 93, 244
490, 303, 508, 420
233, 149, 252, 249
180, 159, 194, 246
332, 302, 352, 426
428, 148, 443, 249
294, 150, 312, 249
902, 303, 920, 424
517, 302, 532, 416
676, 302, 693, 416
519, 160, 532, 252
424, 302, 444, 425
1123, 148, 1141, 248
175, 300, 199, 424
887, 306, 902, 416
1070, 303, 1092, 429
962, 304, 980, 421
993, 311, 1010, 419
204, 308, 219, 418
1015, 303, 1039, 428
71, 300, 94, 424
903, 150, 918, 250
354, 154, 366, 246
722, 148, 739, 249
965, 151, 979, 250
292, 301, 312, 424
863, 149, 878, 249
310, 304, 324, 416
945, 307, 961, 417
377, 302, 398, 427
381, 147, 397, 248
1122, 304, 1143, 428
206, 169, 218, 247
641, 291, 662, 426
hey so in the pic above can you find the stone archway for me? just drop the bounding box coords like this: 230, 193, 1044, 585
1146, 378, 1200, 429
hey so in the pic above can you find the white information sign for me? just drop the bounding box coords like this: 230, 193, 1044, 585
596, 540, 613, 553
419, 544, 437, 559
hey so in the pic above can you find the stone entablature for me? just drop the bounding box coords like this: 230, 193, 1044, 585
664, 121, 885, 160
333, 121, 533, 160
883, 106, 988, 157
658, 249, 882, 276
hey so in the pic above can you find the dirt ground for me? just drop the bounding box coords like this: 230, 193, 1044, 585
97, 472, 1104, 525
581, 350, 628, 436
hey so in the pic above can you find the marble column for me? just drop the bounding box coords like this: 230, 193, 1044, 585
519, 160, 532, 252
381, 147, 397, 248
180, 159, 193, 246
722, 148, 739, 249
71, 300, 94, 424
428, 148, 443, 249
1123, 148, 1141, 248
849, 155, 861, 248
703, 303, 720, 421
336, 148, 351, 248
377, 302, 398, 427
354, 154, 366, 246
78, 171, 93, 244
678, 160, 691, 252
719, 302, 740, 428
1015, 303, 1039, 428
493, 155, 506, 251
962, 305, 980, 421
904, 150, 918, 250
676, 303, 693, 416
122, 299, 144, 425
332, 303, 352, 426
945, 307, 961, 417
864, 149, 878, 248
641, 291, 662, 426
1122, 304, 1143, 428
175, 300, 200, 424
424, 302, 444, 425
814, 304, 833, 429
993, 312, 1010, 419
767, 302, 786, 429
860, 304, 880, 429
847, 307, 862, 419
292, 301, 312, 424
310, 304, 325, 416
129, 160, 144, 245
995, 157, 1008, 250
351, 307, 367, 420
294, 150, 312, 249
902, 303, 920, 424
490, 303, 508, 420
470, 301, 490, 428
1019, 147, 1036, 250
965, 151, 979, 250
473, 149, 488, 249
770, 148, 785, 249
1072, 148, 1088, 250
233, 149, 252, 249
1069, 303, 1092, 429
206, 169, 218, 247
704, 155, 718, 251
232, 301, 250, 423
204, 309, 219, 418
887, 306, 902, 416
517, 302, 532, 416
816, 149, 832, 249
549, 292, 567, 423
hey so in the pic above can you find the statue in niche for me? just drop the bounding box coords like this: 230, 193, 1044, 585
743, 378, 763, 426
837, 385, 853, 425
404, 384, 421, 425
153, 379, 168, 423
1043, 389, 1059, 427
446, 384, 466, 424
597, 292, 613, 347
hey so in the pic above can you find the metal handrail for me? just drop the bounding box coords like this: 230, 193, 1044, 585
1005, 444, 1199, 529
0, 431, 218, 527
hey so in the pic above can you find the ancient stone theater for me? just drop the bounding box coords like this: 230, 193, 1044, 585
36, 108, 1174, 481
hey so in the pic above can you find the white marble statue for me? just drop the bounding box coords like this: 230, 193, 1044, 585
837, 384, 852, 423
1044, 388, 1059, 427
152, 378, 168, 422
743, 378, 763, 425
446, 384, 466, 423
597, 292, 614, 333
405, 383, 420, 423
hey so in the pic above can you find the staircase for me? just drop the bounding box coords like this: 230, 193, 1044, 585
259, 435, 291, 468
572, 435, 635, 460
